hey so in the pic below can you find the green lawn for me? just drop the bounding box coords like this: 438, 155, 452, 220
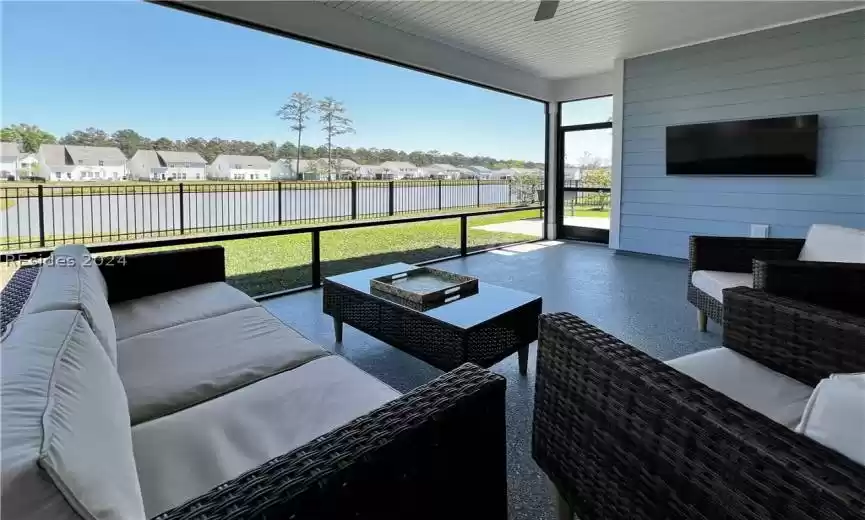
568, 209, 610, 218
121, 209, 541, 296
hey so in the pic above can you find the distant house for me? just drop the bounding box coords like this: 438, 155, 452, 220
209, 154, 271, 181
38, 144, 128, 181
1, 142, 21, 179
490, 168, 517, 180
128, 150, 207, 181
356, 164, 385, 179
422, 163, 462, 179
379, 161, 420, 179
466, 165, 492, 177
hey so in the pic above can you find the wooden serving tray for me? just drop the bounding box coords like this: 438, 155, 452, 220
370, 267, 478, 311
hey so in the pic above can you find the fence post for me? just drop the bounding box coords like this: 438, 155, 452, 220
277, 181, 283, 225
508, 179, 512, 205
311, 230, 321, 288
351, 181, 358, 220
476, 178, 481, 207
178, 183, 185, 235
438, 179, 442, 211
460, 215, 467, 256
388, 181, 395, 216
37, 185, 45, 247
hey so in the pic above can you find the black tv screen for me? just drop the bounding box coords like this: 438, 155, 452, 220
666, 115, 818, 176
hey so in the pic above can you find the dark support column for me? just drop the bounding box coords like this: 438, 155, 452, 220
460, 215, 467, 256
178, 183, 185, 235
476, 179, 481, 207
37, 185, 45, 247
388, 181, 395, 216
311, 230, 321, 287
350, 181, 358, 220
277, 181, 283, 225
438, 179, 443, 210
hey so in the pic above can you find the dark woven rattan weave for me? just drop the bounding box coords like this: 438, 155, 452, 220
324, 277, 541, 371
532, 311, 865, 520
158, 362, 507, 520
0, 264, 39, 333
724, 286, 865, 386
688, 236, 804, 324
753, 259, 865, 316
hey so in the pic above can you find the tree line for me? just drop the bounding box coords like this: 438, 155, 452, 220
1, 121, 543, 171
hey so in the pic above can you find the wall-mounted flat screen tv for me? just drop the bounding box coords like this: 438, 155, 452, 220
666, 115, 818, 176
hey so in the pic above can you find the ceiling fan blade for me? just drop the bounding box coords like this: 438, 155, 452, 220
534, 0, 559, 21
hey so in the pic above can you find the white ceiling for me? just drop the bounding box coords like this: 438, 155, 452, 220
320, 1, 860, 79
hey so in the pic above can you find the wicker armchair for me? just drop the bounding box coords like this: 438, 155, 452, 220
532, 289, 865, 520
1, 248, 509, 520
688, 231, 865, 330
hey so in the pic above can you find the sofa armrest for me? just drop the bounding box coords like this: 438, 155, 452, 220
723, 286, 865, 386
99, 246, 225, 304
532, 312, 865, 520
754, 259, 865, 316
688, 236, 803, 276
156, 363, 507, 520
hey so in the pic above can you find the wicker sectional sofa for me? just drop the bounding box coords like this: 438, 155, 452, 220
1, 245, 508, 520
533, 289, 865, 520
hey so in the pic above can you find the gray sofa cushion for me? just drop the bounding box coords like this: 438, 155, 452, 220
131, 355, 400, 518
20, 244, 117, 365
1, 310, 145, 520
110, 281, 260, 341
118, 306, 330, 424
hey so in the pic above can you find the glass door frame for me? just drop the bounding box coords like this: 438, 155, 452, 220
555, 109, 613, 243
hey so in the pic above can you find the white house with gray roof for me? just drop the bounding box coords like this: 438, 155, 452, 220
421, 163, 462, 179
38, 144, 128, 181
1, 142, 21, 179
129, 150, 207, 181
208, 154, 271, 181
378, 161, 420, 179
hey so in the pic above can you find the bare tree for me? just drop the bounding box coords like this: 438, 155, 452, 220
317, 97, 354, 180
277, 92, 316, 180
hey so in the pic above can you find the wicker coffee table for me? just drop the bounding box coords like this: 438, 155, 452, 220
323, 263, 542, 373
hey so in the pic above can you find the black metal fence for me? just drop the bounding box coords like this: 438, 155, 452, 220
562, 182, 612, 216
0, 179, 530, 251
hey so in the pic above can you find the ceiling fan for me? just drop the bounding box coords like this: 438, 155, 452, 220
534, 0, 559, 22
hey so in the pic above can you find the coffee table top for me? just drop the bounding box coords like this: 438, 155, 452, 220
324, 263, 541, 330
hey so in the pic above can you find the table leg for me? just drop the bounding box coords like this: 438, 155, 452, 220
333, 316, 343, 343
518, 345, 529, 375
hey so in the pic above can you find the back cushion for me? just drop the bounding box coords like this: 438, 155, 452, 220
798, 224, 865, 264
1, 310, 146, 520
20, 244, 117, 365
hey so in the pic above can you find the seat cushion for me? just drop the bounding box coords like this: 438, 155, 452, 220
667, 347, 813, 428
21, 244, 117, 365
1, 311, 145, 520
796, 373, 865, 466
110, 281, 259, 341
798, 224, 865, 263
131, 355, 400, 517
118, 306, 329, 424
691, 270, 753, 302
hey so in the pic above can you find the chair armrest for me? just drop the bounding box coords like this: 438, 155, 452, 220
99, 246, 225, 303
156, 363, 507, 520
754, 259, 865, 316
689, 236, 803, 275
723, 286, 865, 386
532, 312, 865, 520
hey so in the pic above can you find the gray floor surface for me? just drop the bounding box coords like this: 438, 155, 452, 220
264, 240, 722, 519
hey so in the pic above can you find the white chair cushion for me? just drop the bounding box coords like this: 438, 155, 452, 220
667, 347, 813, 428
798, 224, 865, 263
21, 244, 117, 365
796, 373, 865, 466
690, 270, 753, 302
118, 306, 329, 424
131, 355, 400, 517
1, 310, 145, 520
110, 281, 259, 341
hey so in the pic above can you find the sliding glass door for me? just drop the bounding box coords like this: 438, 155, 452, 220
556, 97, 613, 243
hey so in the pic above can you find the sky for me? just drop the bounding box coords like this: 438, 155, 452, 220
0, 1, 555, 162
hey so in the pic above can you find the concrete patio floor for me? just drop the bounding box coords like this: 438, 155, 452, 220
263, 241, 720, 520
472, 216, 610, 237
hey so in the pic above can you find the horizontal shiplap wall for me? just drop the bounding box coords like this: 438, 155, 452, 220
620, 10, 865, 258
